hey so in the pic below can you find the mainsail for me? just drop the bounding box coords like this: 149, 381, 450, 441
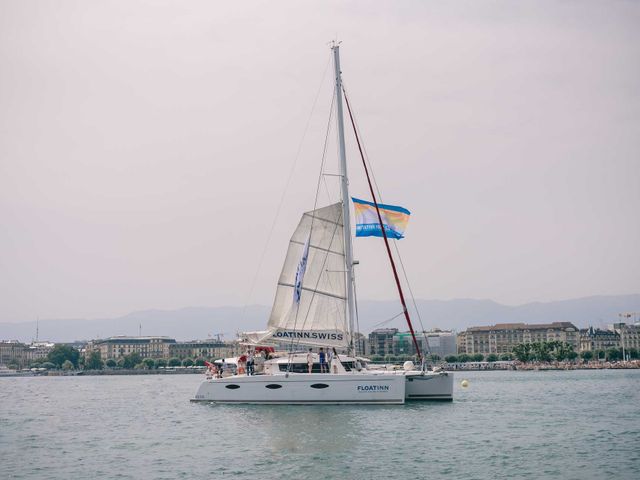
250, 203, 349, 348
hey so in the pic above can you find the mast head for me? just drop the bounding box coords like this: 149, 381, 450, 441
329, 39, 342, 51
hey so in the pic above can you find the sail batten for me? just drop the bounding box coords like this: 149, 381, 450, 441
255, 202, 349, 348
289, 240, 343, 256
302, 212, 343, 227
277, 283, 347, 301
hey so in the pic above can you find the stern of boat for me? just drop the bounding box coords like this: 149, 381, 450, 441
404, 371, 453, 401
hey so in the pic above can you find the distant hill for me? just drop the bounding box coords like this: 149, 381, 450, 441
1, 294, 638, 343
357, 295, 640, 333
0, 306, 269, 344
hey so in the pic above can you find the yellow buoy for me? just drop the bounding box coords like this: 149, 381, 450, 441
461, 379, 469, 388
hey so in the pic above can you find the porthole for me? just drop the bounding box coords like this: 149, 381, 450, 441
310, 383, 329, 389
225, 384, 240, 390
265, 384, 283, 389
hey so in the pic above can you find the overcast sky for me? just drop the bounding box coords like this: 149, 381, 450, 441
1, 0, 638, 323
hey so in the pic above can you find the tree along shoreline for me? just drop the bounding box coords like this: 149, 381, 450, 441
8, 341, 638, 375
442, 360, 640, 371
10, 346, 219, 373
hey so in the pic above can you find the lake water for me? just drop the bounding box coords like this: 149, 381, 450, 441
1, 370, 639, 479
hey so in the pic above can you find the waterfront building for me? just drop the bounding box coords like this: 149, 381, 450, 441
368, 328, 398, 357
353, 332, 367, 356
25, 341, 55, 362
1, 340, 58, 367
168, 340, 230, 360
368, 328, 456, 358
0, 341, 27, 368
579, 327, 620, 352
87, 336, 176, 360
392, 332, 447, 358
457, 322, 579, 355
392, 332, 423, 357
610, 323, 640, 352
423, 329, 457, 358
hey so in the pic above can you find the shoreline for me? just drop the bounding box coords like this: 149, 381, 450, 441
0, 368, 205, 378
2, 361, 639, 377
444, 360, 640, 371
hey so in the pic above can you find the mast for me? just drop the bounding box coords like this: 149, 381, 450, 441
332, 43, 356, 353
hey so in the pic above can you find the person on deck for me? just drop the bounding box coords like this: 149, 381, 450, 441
330, 348, 339, 374
247, 349, 255, 376
319, 347, 327, 373
238, 354, 247, 375
327, 348, 334, 373
307, 348, 314, 373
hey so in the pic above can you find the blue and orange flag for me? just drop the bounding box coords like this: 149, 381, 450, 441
352, 197, 410, 239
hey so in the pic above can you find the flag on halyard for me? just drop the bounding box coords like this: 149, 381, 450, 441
352, 197, 410, 239
293, 235, 310, 303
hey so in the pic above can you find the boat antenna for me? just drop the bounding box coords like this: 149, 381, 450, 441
342, 87, 424, 364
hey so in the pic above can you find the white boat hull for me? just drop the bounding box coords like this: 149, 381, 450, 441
192, 373, 406, 405
403, 371, 453, 401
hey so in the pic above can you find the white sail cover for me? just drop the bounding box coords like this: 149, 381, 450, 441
252, 203, 349, 348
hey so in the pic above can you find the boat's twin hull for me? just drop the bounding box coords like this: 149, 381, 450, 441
192, 373, 406, 405
404, 371, 454, 401
192, 371, 453, 404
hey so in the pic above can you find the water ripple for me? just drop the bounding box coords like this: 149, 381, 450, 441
1, 370, 639, 479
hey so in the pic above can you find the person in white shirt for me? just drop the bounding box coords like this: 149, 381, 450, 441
307, 348, 314, 373
327, 348, 334, 374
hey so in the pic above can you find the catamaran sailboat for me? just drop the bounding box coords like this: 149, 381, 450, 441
192, 44, 453, 405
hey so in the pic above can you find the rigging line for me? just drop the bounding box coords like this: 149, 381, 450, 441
321, 88, 337, 203
392, 244, 428, 342
369, 311, 406, 330
322, 175, 333, 209
288, 86, 337, 358
340, 80, 384, 200
321, 95, 336, 202
342, 85, 423, 363
291, 210, 342, 339
321, 244, 345, 342
348, 211, 362, 352
353, 272, 361, 356
314, 87, 336, 213
292, 83, 349, 354
287, 99, 335, 356
240, 55, 332, 324
290, 213, 343, 349
341, 82, 430, 345
289, 208, 343, 356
